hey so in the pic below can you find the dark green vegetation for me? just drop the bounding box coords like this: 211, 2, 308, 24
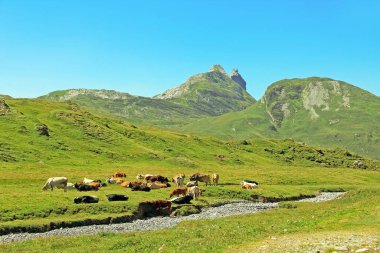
182, 77, 380, 160
40, 65, 254, 127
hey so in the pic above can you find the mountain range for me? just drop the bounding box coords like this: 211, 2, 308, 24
11, 65, 380, 160
40, 65, 254, 127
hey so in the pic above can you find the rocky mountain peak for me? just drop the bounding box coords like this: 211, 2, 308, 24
209, 64, 228, 75
230, 68, 247, 90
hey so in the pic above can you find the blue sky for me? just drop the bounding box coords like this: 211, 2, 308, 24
0, 0, 379, 99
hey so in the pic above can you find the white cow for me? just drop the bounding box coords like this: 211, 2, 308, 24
64, 183, 76, 191
83, 178, 95, 184
187, 186, 201, 200
42, 177, 68, 192
106, 177, 116, 184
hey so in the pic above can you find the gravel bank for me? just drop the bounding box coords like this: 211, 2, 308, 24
0, 192, 344, 244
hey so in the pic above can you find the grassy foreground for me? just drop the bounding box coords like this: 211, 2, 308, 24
0, 98, 379, 251
0, 186, 379, 252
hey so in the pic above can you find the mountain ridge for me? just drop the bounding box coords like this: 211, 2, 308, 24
40, 65, 256, 126
180, 77, 380, 160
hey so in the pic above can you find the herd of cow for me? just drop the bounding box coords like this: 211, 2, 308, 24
42, 172, 259, 205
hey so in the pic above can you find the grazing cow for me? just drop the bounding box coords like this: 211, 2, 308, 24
189, 173, 211, 186
74, 195, 99, 204
186, 181, 198, 187
187, 186, 201, 200
211, 173, 219, 186
64, 183, 76, 191
131, 185, 151, 192
171, 195, 193, 204
74, 183, 99, 191
107, 194, 129, 201
42, 177, 68, 192
169, 187, 188, 197
172, 174, 185, 187
106, 177, 116, 184
136, 174, 155, 180
145, 175, 169, 183
112, 172, 126, 178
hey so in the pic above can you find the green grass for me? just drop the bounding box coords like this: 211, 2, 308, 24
0, 97, 379, 252
0, 187, 378, 252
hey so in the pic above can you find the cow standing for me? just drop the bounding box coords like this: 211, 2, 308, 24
187, 186, 201, 200
189, 173, 211, 186
42, 177, 68, 192
211, 173, 219, 186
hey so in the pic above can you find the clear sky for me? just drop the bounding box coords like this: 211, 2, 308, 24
0, 0, 379, 99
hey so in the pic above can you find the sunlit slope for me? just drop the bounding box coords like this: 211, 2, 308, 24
0, 98, 376, 169
181, 78, 380, 160
40, 65, 255, 127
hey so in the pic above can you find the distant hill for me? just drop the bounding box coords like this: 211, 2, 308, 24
181, 77, 380, 160
0, 97, 376, 169
40, 65, 255, 127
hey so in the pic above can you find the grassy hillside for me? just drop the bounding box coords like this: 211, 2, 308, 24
0, 98, 377, 232
181, 77, 380, 160
40, 65, 255, 127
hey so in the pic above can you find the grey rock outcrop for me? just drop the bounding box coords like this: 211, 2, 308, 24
0, 100, 10, 116
230, 68, 247, 90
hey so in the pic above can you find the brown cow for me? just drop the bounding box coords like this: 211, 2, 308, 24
113, 177, 124, 184
148, 182, 169, 189
128, 181, 146, 188
88, 182, 101, 188
112, 172, 126, 178
145, 175, 169, 183
120, 181, 131, 188
169, 187, 188, 197
138, 200, 172, 216
189, 173, 211, 186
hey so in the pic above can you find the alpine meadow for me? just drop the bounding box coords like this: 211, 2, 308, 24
1, 1, 380, 252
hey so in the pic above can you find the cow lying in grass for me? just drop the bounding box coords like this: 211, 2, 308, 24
42, 177, 68, 192
106, 194, 129, 201
169, 187, 187, 197
131, 185, 151, 192
74, 195, 99, 204
171, 195, 193, 204
74, 183, 99, 191
240, 180, 259, 189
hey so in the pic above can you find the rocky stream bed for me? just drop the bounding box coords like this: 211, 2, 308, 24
0, 192, 346, 244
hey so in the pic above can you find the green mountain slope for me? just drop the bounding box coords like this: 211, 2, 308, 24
181, 77, 380, 160
40, 65, 255, 127
1, 97, 375, 168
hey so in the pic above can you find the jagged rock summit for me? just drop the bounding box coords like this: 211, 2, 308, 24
230, 68, 247, 90
209, 64, 228, 75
